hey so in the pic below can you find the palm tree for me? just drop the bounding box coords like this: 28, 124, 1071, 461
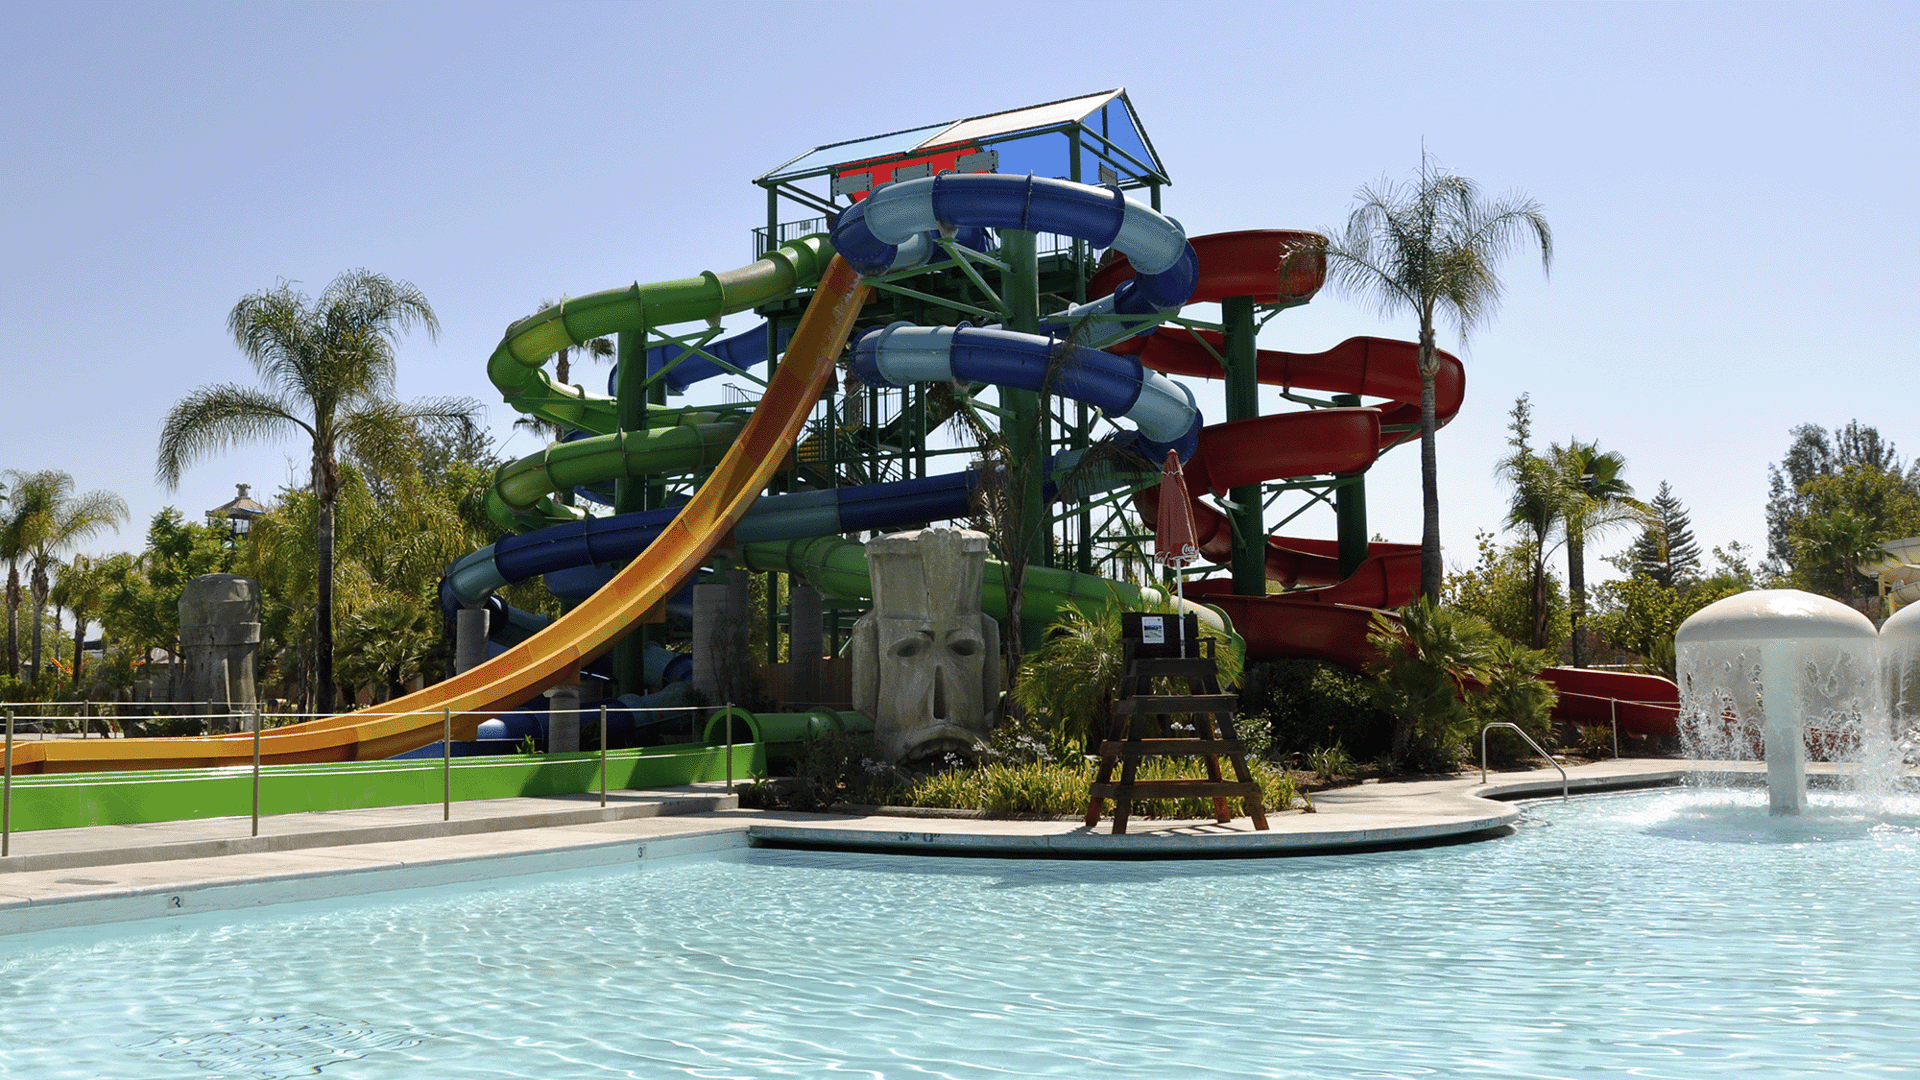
335, 597, 441, 703
1368, 598, 1500, 772
0, 477, 46, 680
9, 471, 127, 683
1798, 508, 1884, 609
1552, 440, 1647, 667
52, 553, 112, 691
1320, 151, 1552, 603
156, 270, 477, 714
1493, 396, 1577, 652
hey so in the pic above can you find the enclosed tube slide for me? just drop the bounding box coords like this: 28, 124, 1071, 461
452, 173, 1210, 644
446, 469, 987, 611
487, 236, 835, 436
11, 256, 870, 773
832, 173, 1198, 348
852, 323, 1202, 462
485, 414, 744, 531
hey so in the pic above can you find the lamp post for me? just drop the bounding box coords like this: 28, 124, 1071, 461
210, 483, 265, 542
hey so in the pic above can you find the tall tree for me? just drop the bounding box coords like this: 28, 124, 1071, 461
0, 476, 50, 679
1494, 396, 1576, 652
51, 553, 111, 691
0, 470, 127, 684
1795, 508, 1885, 608
1320, 151, 1552, 602
1444, 529, 1567, 650
156, 270, 477, 714
1765, 421, 1914, 573
1630, 481, 1702, 587
1786, 468, 1920, 604
18, 472, 127, 683
1552, 439, 1645, 667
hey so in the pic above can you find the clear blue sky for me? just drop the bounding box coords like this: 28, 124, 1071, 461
4, 0, 1916, 586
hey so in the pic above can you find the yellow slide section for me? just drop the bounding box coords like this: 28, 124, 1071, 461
18, 258, 870, 774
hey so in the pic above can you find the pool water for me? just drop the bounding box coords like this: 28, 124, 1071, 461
4, 788, 1920, 1078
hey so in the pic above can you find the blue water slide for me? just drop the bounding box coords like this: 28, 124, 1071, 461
437, 452, 1125, 615
851, 323, 1202, 462
444, 474, 974, 613
831, 174, 1198, 346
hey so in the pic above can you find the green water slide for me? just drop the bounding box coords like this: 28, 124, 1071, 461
483, 235, 835, 531
484, 411, 743, 532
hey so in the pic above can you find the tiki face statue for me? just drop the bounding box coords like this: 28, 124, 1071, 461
851, 528, 1002, 763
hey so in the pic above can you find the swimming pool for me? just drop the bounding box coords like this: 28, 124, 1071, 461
2, 788, 1917, 1078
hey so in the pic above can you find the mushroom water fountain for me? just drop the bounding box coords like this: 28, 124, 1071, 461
1676, 590, 1896, 815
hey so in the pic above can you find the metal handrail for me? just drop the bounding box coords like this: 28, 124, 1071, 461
1479, 722, 1568, 801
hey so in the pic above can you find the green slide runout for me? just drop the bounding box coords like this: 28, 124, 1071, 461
486, 235, 836, 435
0, 744, 760, 833
739, 535, 1244, 657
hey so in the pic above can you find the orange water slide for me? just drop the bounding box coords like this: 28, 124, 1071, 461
15, 258, 870, 774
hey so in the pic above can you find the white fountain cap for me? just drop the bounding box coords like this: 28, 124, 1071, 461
1675, 588, 1878, 644
1882, 598, 1920, 645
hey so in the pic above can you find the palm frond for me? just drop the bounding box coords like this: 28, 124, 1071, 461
156, 384, 309, 487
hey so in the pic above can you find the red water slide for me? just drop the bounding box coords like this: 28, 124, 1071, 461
1538, 667, 1681, 738
1097, 232, 1677, 729
1091, 231, 1464, 667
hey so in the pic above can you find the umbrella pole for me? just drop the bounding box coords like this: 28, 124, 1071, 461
1175, 568, 1188, 658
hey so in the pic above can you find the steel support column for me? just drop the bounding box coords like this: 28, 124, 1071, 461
1332, 394, 1369, 579
1221, 295, 1264, 595
1001, 228, 1048, 650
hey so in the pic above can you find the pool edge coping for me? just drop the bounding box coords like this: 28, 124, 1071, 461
0, 759, 1711, 935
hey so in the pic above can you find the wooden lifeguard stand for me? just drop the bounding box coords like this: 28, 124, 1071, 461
1084, 613, 1269, 834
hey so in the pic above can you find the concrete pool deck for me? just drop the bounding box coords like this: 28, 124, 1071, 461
0, 757, 1847, 935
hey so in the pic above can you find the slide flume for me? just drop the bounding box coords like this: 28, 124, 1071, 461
13, 257, 868, 773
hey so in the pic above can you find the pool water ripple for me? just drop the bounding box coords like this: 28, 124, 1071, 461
4, 790, 1920, 1076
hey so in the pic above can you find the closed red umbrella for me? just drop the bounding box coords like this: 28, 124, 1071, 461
1155, 451, 1200, 656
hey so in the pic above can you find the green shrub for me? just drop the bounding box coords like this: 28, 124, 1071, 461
1231, 711, 1274, 762
906, 756, 1301, 819
1011, 596, 1241, 757
1239, 659, 1394, 762
1305, 743, 1357, 780
1472, 637, 1559, 765
1367, 599, 1499, 773
909, 759, 1090, 816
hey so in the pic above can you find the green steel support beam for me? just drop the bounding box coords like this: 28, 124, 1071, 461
613, 329, 648, 516
612, 328, 650, 696
1332, 395, 1369, 579
1221, 294, 1264, 595
1000, 228, 1048, 651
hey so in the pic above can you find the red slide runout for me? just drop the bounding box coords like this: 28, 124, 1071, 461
1538, 667, 1681, 738
1185, 580, 1388, 670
